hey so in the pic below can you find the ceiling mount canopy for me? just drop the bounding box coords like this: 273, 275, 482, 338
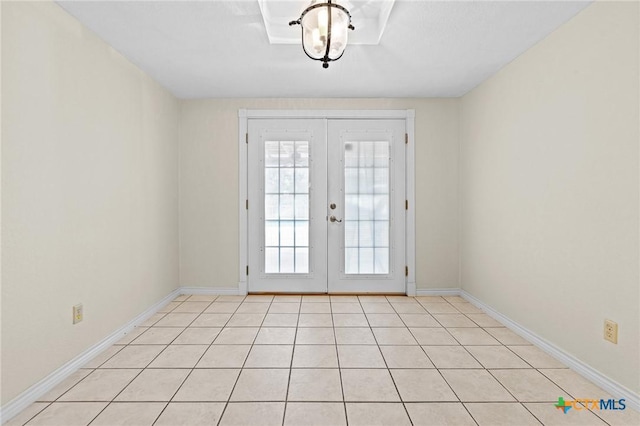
289, 0, 355, 68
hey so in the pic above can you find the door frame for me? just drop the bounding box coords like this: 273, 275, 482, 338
238, 109, 416, 296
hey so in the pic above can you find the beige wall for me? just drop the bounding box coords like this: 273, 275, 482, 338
1, 1, 180, 404
179, 98, 460, 290
460, 1, 639, 392
4, 0, 637, 410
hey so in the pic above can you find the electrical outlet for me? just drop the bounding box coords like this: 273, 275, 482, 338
604, 319, 618, 344
73, 304, 83, 324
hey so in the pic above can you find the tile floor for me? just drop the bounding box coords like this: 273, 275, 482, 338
7, 295, 639, 426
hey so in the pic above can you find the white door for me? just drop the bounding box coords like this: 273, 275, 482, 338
248, 119, 327, 293
327, 120, 406, 293
248, 118, 405, 293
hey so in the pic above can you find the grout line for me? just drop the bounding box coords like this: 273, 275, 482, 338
281, 298, 302, 426
84, 370, 145, 424
400, 298, 481, 425
383, 299, 416, 426
88, 296, 218, 425
519, 401, 548, 426
216, 295, 275, 426
149, 298, 222, 425
80, 301, 205, 426
12, 401, 53, 426
330, 297, 349, 426
77, 400, 471, 403
37, 370, 95, 404
23, 294, 620, 426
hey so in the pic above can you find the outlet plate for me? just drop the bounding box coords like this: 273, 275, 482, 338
604, 319, 618, 344
73, 304, 83, 324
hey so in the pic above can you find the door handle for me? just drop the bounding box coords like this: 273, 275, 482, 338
329, 215, 343, 223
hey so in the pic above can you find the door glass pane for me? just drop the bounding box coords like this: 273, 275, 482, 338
345, 221, 358, 247
280, 169, 294, 193
280, 248, 295, 273
358, 168, 374, 194
280, 221, 295, 246
358, 221, 374, 247
265, 168, 279, 194
279, 194, 294, 220
374, 221, 389, 247
265, 141, 280, 167
295, 169, 309, 193
375, 248, 389, 274
265, 248, 279, 273
294, 194, 309, 219
265, 195, 279, 220
264, 140, 310, 274
345, 248, 359, 274
359, 248, 374, 274
295, 221, 309, 246
294, 141, 309, 167
358, 195, 374, 220
343, 141, 389, 274
279, 141, 295, 167
295, 248, 309, 272
345, 168, 358, 193
265, 221, 279, 246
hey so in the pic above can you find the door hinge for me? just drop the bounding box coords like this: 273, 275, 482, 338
405, 266, 409, 277
246, 199, 248, 210
405, 200, 408, 210
246, 265, 249, 275
246, 133, 248, 144
405, 133, 408, 144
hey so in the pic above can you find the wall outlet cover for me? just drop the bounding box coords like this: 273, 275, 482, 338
73, 304, 83, 324
604, 319, 618, 344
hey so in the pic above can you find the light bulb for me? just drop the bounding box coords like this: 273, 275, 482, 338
312, 28, 323, 51
318, 8, 328, 38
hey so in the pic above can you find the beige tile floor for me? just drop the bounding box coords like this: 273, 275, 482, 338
8, 295, 639, 426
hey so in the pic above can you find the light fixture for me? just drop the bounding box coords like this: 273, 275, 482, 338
289, 0, 355, 68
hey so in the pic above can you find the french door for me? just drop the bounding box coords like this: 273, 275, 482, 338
247, 118, 406, 293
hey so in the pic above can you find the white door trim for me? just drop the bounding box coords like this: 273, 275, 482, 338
238, 109, 416, 295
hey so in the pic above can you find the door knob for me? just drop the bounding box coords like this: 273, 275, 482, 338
329, 215, 342, 223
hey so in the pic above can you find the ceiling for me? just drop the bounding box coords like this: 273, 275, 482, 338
56, 0, 592, 99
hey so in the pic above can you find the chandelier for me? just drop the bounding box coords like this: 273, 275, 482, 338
289, 0, 355, 68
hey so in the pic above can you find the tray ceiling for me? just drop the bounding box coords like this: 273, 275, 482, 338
56, 0, 592, 99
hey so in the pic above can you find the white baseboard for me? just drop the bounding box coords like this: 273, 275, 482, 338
0, 288, 180, 424
180, 286, 243, 296
3, 286, 637, 423
416, 287, 462, 296
460, 290, 640, 412
1, 286, 244, 423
